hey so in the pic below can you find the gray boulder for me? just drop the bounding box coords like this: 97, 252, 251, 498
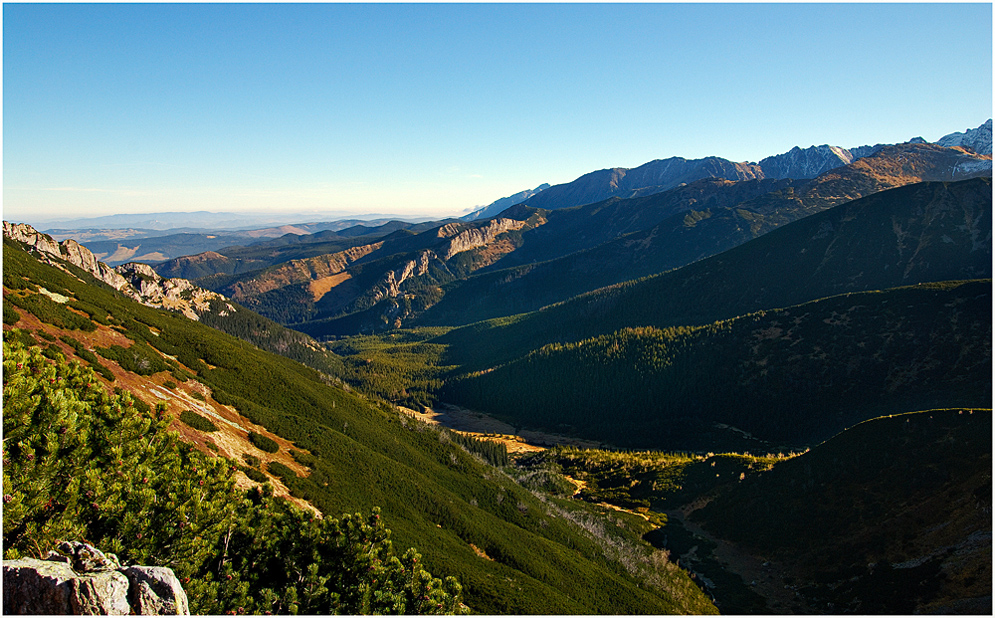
2, 542, 189, 615
3, 558, 130, 615
124, 566, 190, 615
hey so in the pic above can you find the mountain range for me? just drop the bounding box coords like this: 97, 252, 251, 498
142, 139, 990, 338
4, 118, 991, 615
43, 120, 991, 269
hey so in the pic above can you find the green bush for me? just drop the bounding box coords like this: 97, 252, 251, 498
242, 453, 261, 468
59, 335, 116, 382
2, 341, 467, 615
179, 410, 219, 433
95, 343, 170, 376
290, 449, 317, 469
5, 328, 37, 348
4, 292, 96, 331
248, 431, 279, 453
3, 303, 21, 325
266, 460, 297, 480
42, 343, 64, 361
242, 467, 268, 483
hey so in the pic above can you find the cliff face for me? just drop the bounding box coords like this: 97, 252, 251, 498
436, 217, 529, 260
3, 221, 232, 321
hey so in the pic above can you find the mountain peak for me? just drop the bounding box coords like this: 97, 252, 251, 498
757, 144, 856, 180
936, 119, 992, 155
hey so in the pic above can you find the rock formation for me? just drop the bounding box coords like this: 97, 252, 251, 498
3, 541, 189, 615
3, 221, 233, 321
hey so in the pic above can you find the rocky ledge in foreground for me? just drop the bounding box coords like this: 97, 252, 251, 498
3, 541, 189, 615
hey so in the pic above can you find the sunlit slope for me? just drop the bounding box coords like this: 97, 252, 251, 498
437, 177, 991, 371
2, 237, 716, 615
442, 281, 991, 450
420, 146, 992, 327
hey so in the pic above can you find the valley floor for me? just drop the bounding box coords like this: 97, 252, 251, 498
397, 402, 602, 454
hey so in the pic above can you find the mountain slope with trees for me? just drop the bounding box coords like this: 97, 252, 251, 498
437, 177, 992, 371
442, 281, 991, 450
2, 235, 715, 615
693, 408, 991, 613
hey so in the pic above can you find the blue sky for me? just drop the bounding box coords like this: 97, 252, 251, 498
4, 3, 992, 224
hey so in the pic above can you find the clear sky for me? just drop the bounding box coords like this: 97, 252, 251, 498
4, 2, 992, 224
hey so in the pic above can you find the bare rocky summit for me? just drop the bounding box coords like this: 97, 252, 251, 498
937, 119, 992, 155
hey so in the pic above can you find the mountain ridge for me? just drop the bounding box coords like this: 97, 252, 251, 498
436, 176, 992, 372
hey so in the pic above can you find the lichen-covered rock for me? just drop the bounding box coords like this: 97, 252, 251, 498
2, 542, 189, 615
3, 558, 76, 614
124, 566, 190, 615
67, 570, 131, 615
57, 540, 122, 572
3, 558, 129, 615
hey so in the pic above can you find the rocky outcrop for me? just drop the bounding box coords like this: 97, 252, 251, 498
3, 221, 232, 321
4, 222, 131, 292
123, 566, 190, 615
437, 218, 529, 260
3, 542, 189, 615
368, 250, 437, 304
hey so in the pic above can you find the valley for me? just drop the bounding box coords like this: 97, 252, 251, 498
4, 125, 992, 615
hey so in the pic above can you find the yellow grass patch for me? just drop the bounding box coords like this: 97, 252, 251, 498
308, 272, 353, 301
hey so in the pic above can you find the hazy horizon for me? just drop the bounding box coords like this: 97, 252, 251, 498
4, 3, 992, 226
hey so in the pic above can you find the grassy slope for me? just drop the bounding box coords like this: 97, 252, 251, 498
2, 238, 715, 615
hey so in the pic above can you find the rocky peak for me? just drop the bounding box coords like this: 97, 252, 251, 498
936, 119, 992, 155
758, 144, 857, 180
3, 221, 231, 321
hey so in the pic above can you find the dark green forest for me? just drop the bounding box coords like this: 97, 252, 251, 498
441, 281, 992, 449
